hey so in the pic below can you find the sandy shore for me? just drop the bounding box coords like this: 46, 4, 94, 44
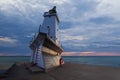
1, 62, 120, 80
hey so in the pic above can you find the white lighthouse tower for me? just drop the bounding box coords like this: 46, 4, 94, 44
40, 6, 60, 45
29, 6, 63, 71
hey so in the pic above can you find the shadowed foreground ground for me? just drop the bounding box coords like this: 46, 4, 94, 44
1, 62, 120, 80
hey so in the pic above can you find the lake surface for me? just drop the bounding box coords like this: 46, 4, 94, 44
0, 56, 120, 67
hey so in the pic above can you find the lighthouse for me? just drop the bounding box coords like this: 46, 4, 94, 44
29, 6, 63, 71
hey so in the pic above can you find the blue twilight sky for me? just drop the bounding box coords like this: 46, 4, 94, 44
0, 0, 120, 56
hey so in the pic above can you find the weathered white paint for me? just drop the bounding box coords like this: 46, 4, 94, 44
36, 39, 45, 68
42, 46, 58, 55
37, 49, 44, 68
40, 11, 60, 45
30, 49, 35, 63
33, 48, 37, 63
43, 53, 61, 69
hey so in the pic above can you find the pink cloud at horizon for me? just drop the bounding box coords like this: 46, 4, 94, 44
62, 52, 120, 56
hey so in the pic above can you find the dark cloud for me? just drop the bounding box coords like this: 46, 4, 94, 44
89, 16, 115, 24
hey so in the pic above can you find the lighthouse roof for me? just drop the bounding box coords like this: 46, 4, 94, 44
43, 6, 59, 23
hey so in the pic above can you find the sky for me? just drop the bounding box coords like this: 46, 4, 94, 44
0, 0, 120, 56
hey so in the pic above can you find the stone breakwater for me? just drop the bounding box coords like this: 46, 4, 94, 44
1, 62, 120, 80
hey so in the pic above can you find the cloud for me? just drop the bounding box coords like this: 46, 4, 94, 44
60, 20, 120, 52
0, 0, 49, 24
0, 0, 120, 23
62, 52, 78, 56
50, 0, 71, 5
61, 35, 86, 41
0, 36, 18, 48
25, 33, 35, 38
96, 0, 120, 20
62, 52, 120, 56
80, 52, 120, 56
0, 36, 17, 44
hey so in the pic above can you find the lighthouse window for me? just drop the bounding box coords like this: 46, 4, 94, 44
47, 26, 50, 35
47, 26, 50, 28
56, 38, 58, 40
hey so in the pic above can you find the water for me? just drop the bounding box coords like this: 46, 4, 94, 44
63, 56, 120, 67
0, 56, 30, 63
0, 56, 120, 67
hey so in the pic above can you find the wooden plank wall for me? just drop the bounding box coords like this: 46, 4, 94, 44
43, 53, 60, 70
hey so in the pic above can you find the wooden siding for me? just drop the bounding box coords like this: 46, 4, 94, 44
43, 53, 60, 70
42, 46, 59, 56
37, 48, 45, 68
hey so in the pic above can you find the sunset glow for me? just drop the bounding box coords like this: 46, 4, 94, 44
62, 52, 120, 56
